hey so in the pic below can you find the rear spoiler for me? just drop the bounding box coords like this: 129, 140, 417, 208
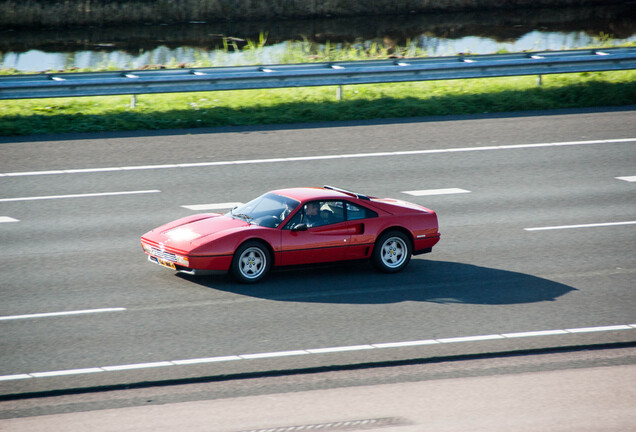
323, 185, 372, 200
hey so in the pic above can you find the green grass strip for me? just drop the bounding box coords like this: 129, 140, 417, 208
1, 71, 635, 136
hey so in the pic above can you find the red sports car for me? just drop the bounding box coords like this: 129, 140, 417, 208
141, 186, 440, 283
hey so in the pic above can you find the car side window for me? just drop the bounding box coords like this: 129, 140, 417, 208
284, 210, 303, 230
346, 202, 378, 221
284, 200, 345, 229
320, 201, 345, 226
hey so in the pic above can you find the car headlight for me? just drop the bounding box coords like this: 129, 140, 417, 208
141, 242, 153, 254
174, 255, 189, 266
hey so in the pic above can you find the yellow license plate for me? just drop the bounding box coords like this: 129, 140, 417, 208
151, 256, 176, 270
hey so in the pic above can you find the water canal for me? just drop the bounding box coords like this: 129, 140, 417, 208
1, 4, 634, 72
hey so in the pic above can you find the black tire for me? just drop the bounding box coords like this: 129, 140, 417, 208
371, 230, 412, 273
230, 241, 272, 283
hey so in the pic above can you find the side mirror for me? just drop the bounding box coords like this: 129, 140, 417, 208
291, 223, 308, 232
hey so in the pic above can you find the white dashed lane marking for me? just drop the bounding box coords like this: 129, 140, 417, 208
402, 188, 470, 196
525, 221, 636, 231
0, 308, 126, 321
616, 176, 636, 182
181, 202, 243, 211
0, 190, 160, 203
0, 216, 19, 223
1, 323, 634, 382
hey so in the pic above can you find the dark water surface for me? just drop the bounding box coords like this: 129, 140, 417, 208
1, 5, 634, 72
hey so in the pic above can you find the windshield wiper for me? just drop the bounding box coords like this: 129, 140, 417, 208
232, 213, 253, 223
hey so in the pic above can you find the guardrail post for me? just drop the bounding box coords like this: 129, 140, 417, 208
336, 85, 343, 101
130, 94, 137, 108
537, 74, 543, 86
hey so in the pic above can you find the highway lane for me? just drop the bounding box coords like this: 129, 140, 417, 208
1, 107, 635, 396
3, 349, 636, 427
1, 106, 635, 172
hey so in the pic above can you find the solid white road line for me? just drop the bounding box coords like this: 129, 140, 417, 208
403, 188, 471, 196
1, 323, 634, 382
437, 334, 505, 343
616, 176, 636, 182
101, 362, 174, 372
0, 190, 160, 203
30, 368, 104, 378
524, 221, 636, 231
566, 325, 633, 333
501, 330, 568, 338
0, 216, 19, 223
0, 307, 126, 321
171, 356, 241, 365
307, 345, 375, 354
372, 340, 439, 348
240, 350, 309, 360
1, 138, 634, 178
181, 202, 243, 211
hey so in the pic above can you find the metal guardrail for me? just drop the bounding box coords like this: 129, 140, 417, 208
1, 47, 635, 100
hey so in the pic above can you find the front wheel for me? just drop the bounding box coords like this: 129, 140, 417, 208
231, 241, 272, 283
372, 231, 412, 273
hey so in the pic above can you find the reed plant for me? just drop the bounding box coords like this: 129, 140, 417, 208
3, 31, 630, 74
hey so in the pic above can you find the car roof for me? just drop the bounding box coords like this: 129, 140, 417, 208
271, 187, 362, 202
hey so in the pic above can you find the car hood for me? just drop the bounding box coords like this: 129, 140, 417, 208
142, 213, 249, 251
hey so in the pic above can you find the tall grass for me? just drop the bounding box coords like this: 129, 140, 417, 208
6, 31, 627, 74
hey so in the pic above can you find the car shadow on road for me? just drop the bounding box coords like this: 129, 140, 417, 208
178, 259, 576, 305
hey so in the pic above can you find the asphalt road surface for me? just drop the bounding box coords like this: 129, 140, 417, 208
1, 107, 635, 427
2, 349, 636, 431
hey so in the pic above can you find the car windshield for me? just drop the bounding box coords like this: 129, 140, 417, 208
227, 193, 300, 228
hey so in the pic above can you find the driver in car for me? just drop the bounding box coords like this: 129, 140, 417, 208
304, 202, 323, 227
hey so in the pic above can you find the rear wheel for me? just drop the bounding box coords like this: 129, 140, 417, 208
231, 241, 271, 283
372, 230, 412, 273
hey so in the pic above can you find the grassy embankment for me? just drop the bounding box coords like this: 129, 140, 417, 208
1, 41, 635, 136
